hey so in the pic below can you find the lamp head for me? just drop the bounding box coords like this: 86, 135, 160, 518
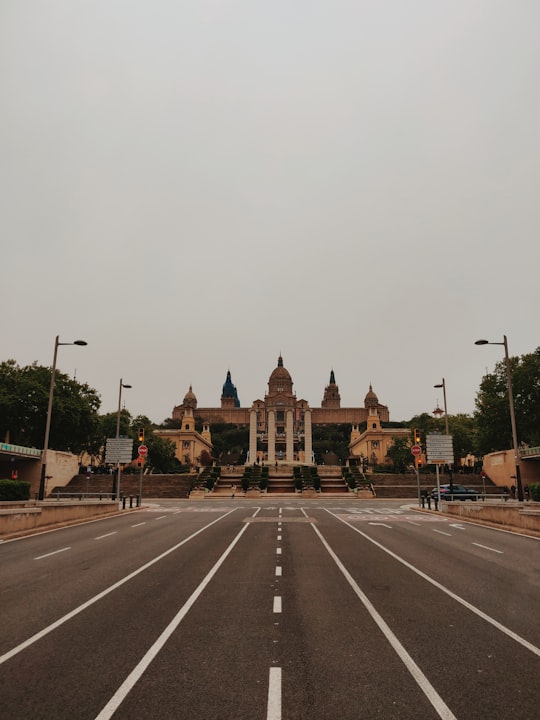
475, 339, 489, 345
434, 383, 443, 388
122, 383, 132, 389
74, 340, 87, 346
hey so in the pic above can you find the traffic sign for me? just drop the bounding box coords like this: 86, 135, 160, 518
411, 444, 422, 457
105, 437, 133, 464
138, 444, 148, 457
426, 433, 454, 464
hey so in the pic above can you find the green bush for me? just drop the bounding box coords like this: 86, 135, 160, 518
0, 479, 31, 501
529, 483, 540, 501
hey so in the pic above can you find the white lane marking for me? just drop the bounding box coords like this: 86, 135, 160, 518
95, 532, 117, 540
267, 667, 281, 720
277, 535, 282, 541
324, 508, 540, 659
311, 522, 457, 720
472, 542, 503, 554
408, 521, 421, 526
94, 509, 259, 720
275, 566, 282, 577
433, 530, 452, 537
276, 547, 282, 555
368, 523, 392, 528
131, 522, 146, 528
0, 508, 238, 666
449, 524, 466, 530
155, 516, 166, 521
34, 547, 70, 560
273, 596, 282, 613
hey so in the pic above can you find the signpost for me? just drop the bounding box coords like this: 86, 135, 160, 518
137, 445, 148, 503
411, 444, 422, 506
105, 438, 133, 500
426, 434, 454, 507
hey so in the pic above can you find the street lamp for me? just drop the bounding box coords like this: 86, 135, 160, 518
39, 335, 87, 500
115, 378, 132, 501
475, 335, 523, 501
433, 379, 449, 435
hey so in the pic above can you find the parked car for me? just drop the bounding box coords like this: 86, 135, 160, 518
432, 484, 478, 501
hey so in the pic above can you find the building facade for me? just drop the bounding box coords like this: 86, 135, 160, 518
170, 355, 398, 465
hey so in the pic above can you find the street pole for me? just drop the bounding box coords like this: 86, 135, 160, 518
115, 378, 132, 502
39, 336, 87, 500
475, 336, 523, 501
434, 378, 452, 493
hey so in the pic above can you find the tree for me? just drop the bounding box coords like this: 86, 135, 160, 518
0, 359, 101, 453
475, 347, 540, 455
384, 437, 413, 473
146, 435, 180, 473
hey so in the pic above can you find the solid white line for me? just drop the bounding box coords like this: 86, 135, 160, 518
472, 542, 503, 554
0, 508, 238, 666
311, 523, 457, 720
95, 532, 117, 540
433, 529, 452, 537
325, 509, 540, 658
275, 566, 282, 577
94, 511, 258, 720
276, 547, 282, 555
273, 596, 282, 613
34, 547, 70, 560
267, 667, 281, 720
131, 522, 146, 527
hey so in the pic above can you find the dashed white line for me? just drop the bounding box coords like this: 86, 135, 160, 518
275, 566, 282, 577
277, 535, 282, 541
155, 516, 166, 521
131, 522, 146, 528
276, 547, 282, 555
267, 667, 282, 720
95, 532, 117, 540
34, 547, 70, 560
273, 596, 282, 613
433, 529, 452, 537
472, 542, 503, 554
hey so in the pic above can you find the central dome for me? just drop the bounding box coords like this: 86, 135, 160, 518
268, 355, 293, 394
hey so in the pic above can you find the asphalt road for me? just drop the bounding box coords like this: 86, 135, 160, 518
1, 498, 539, 719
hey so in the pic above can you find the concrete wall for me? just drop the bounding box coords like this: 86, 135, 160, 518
443, 501, 540, 536
0, 501, 120, 539
483, 450, 540, 487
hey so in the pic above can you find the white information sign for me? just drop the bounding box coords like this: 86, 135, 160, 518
426, 434, 454, 464
105, 437, 133, 464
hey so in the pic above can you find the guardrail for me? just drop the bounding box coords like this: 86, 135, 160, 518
44, 492, 141, 507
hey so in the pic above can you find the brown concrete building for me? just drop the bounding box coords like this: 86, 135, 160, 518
170, 355, 399, 465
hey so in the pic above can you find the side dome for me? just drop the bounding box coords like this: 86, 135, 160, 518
364, 384, 378, 408
183, 385, 197, 409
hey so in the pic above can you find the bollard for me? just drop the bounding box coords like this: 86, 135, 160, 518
434, 497, 439, 511
122, 496, 126, 509
421, 496, 425, 508
136, 495, 141, 507
129, 496, 133, 508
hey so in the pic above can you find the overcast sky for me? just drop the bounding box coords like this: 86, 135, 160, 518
2, 1, 539, 428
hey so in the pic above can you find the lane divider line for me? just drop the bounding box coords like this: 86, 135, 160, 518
34, 547, 70, 560
95, 532, 117, 540
433, 530, 452, 537
276, 548, 282, 555
323, 508, 540, 659
275, 566, 282, 577
273, 596, 282, 613
0, 508, 239, 666
472, 542, 503, 554
94, 509, 260, 720
310, 521, 457, 720
267, 667, 281, 720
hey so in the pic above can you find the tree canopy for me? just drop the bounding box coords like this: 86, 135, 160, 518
475, 347, 540, 455
0, 359, 101, 454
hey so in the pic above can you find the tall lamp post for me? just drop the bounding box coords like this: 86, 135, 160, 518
434, 378, 452, 492
115, 378, 132, 501
39, 335, 87, 500
475, 335, 523, 501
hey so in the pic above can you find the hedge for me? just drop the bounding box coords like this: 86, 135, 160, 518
0, 479, 31, 501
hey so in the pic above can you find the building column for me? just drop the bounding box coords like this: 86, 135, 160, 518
267, 410, 276, 463
249, 410, 257, 464
304, 409, 313, 464
286, 409, 294, 462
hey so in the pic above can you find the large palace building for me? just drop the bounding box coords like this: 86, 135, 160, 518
165, 355, 402, 466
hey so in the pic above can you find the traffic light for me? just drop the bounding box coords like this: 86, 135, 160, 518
138, 427, 145, 442
413, 428, 421, 445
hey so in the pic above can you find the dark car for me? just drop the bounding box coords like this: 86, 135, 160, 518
432, 483, 478, 501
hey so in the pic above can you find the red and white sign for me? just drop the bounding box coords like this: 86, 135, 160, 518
138, 444, 148, 457
411, 444, 422, 457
